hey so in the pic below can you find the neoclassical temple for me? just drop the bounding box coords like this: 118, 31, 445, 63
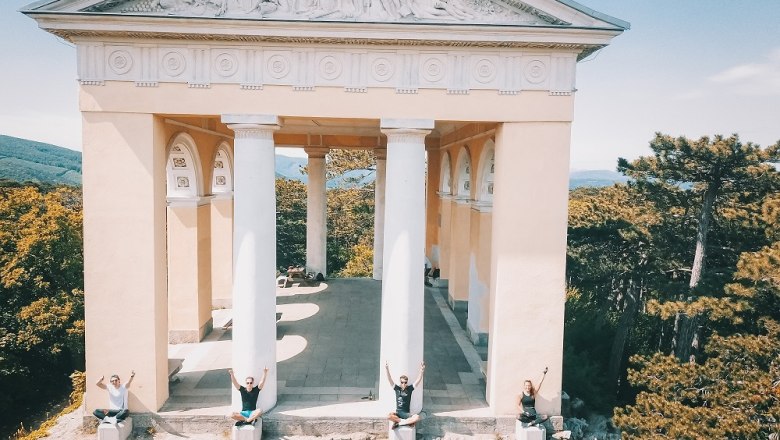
23, 0, 626, 420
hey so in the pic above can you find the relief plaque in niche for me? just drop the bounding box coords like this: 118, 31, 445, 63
173, 157, 187, 168
172, 145, 182, 152
464, 180, 470, 191
488, 183, 493, 194
216, 176, 227, 185
214, 160, 224, 169
524, 59, 548, 84
176, 176, 190, 188
108, 50, 133, 75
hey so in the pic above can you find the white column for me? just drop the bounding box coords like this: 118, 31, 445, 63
222, 114, 280, 412
305, 147, 328, 276
372, 148, 387, 280
378, 119, 433, 413
486, 121, 570, 416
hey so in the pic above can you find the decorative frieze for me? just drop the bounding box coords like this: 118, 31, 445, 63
76, 42, 578, 95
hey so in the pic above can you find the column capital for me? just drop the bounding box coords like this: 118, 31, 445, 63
222, 114, 280, 140
381, 128, 431, 145
304, 146, 330, 158
380, 118, 435, 130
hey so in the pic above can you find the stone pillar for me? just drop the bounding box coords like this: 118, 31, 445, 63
83, 112, 168, 412
378, 119, 433, 413
466, 203, 492, 346
486, 122, 570, 416
372, 148, 387, 280
211, 194, 234, 308
222, 114, 280, 412
437, 194, 453, 287
305, 147, 329, 276
447, 197, 471, 311
167, 198, 213, 343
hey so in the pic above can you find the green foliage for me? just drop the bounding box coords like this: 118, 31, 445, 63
327, 186, 375, 275
276, 178, 307, 270
0, 185, 84, 434
0, 135, 82, 186
338, 240, 374, 277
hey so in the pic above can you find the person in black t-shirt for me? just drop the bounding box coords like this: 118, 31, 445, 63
229, 367, 269, 426
385, 361, 425, 428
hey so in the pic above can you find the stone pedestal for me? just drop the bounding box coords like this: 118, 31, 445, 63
388, 422, 416, 440
515, 420, 545, 440
98, 417, 133, 440
233, 420, 262, 440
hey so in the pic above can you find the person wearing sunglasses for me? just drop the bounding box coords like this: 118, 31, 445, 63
94, 370, 135, 424
229, 366, 269, 426
385, 361, 426, 428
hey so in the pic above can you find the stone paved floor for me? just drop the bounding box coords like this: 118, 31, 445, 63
163, 278, 486, 416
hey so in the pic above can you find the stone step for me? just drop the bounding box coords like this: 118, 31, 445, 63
85, 413, 519, 438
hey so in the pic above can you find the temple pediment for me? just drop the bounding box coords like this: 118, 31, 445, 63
27, 0, 628, 28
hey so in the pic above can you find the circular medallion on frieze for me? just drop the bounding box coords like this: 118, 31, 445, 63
267, 55, 291, 79
215, 53, 238, 78
162, 51, 186, 77
473, 58, 496, 84
422, 58, 445, 83
319, 56, 342, 81
524, 59, 547, 84
371, 58, 394, 82
108, 50, 133, 75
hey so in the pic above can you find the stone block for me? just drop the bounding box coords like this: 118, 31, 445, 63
98, 417, 133, 440
515, 420, 545, 440
389, 422, 416, 440
233, 420, 262, 440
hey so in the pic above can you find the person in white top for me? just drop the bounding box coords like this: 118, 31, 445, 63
94, 371, 135, 423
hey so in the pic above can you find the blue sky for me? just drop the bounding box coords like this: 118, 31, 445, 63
1, 0, 778, 170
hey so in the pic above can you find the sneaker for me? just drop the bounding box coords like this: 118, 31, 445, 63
235, 421, 245, 427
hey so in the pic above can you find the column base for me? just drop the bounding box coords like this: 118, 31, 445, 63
516, 420, 545, 440
168, 318, 213, 344
466, 320, 489, 347
389, 422, 416, 440
233, 420, 262, 440
447, 293, 467, 313
98, 417, 133, 440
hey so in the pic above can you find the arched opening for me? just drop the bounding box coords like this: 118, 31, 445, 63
166, 132, 204, 200
211, 142, 234, 195
454, 146, 472, 199
477, 139, 495, 203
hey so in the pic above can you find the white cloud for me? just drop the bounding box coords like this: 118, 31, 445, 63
706, 48, 780, 95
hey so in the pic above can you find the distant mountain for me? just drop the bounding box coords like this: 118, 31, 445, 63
569, 169, 628, 189
1, 135, 628, 190
0, 135, 82, 186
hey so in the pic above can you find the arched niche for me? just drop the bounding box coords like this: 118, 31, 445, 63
440, 152, 452, 195
454, 146, 472, 199
211, 142, 234, 195
166, 132, 204, 199
477, 139, 495, 203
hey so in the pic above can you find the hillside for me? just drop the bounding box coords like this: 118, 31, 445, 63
0, 135, 82, 186
0, 135, 628, 189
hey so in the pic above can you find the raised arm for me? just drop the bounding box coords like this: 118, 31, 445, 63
536, 367, 548, 394
257, 367, 270, 390
413, 362, 426, 388
125, 370, 136, 389
228, 368, 241, 390
385, 361, 396, 388
96, 375, 107, 390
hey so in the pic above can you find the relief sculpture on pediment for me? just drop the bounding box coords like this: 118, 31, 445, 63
86, 0, 555, 23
